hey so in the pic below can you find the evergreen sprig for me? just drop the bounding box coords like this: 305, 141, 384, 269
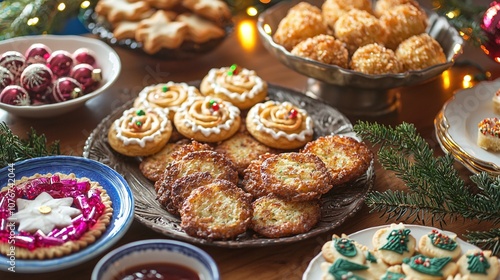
353, 121, 500, 255
434, 0, 488, 46
0, 122, 60, 168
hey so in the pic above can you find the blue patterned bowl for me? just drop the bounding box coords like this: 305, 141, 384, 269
92, 239, 220, 280
0, 155, 134, 273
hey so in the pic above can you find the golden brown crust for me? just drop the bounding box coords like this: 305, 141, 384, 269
215, 130, 276, 174
241, 153, 277, 199
170, 139, 213, 160
169, 172, 214, 216
155, 150, 238, 208
250, 195, 320, 238
291, 34, 349, 68
260, 152, 333, 201
0, 173, 113, 260
272, 2, 327, 51
302, 135, 373, 186
373, 0, 423, 18
350, 43, 403, 75
333, 9, 387, 55
395, 33, 447, 71
379, 4, 428, 50
139, 139, 191, 182
180, 179, 252, 240
321, 0, 373, 31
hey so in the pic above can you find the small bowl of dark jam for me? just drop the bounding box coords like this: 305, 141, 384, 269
92, 239, 219, 280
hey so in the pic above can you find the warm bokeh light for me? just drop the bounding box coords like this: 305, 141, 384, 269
237, 19, 257, 51
81, 1, 91, 9
57, 3, 66, 11
462, 75, 473, 88
260, 0, 271, 3
27, 17, 39, 26
263, 24, 272, 35
453, 43, 462, 54
446, 10, 458, 19
246, 7, 258, 17
441, 70, 451, 90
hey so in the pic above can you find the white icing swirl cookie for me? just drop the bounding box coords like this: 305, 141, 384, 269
173, 96, 241, 142
200, 65, 268, 110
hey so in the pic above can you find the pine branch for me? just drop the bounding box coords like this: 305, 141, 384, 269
0, 122, 60, 168
353, 121, 500, 254
464, 228, 500, 256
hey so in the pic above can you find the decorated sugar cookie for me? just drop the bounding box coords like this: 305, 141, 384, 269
456, 250, 499, 280
322, 234, 367, 264
418, 229, 462, 261
246, 100, 314, 149
200, 64, 268, 110
134, 82, 201, 120
108, 107, 172, 157
173, 96, 241, 142
402, 255, 458, 280
372, 223, 417, 265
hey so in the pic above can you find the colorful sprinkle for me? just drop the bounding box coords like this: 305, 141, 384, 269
136, 109, 145, 116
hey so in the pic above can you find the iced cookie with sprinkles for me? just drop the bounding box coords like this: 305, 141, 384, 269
0, 173, 113, 259
173, 96, 241, 142
372, 223, 417, 265
320, 258, 373, 280
456, 250, 499, 280
418, 229, 462, 261
134, 82, 201, 120
402, 255, 458, 280
322, 234, 367, 264
108, 107, 173, 157
246, 100, 314, 150
200, 64, 268, 110
477, 117, 500, 152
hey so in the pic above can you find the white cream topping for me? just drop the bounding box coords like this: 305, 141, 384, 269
113, 107, 170, 147
177, 96, 240, 137
135, 82, 199, 112
206, 67, 265, 101
250, 100, 313, 141
8, 192, 81, 234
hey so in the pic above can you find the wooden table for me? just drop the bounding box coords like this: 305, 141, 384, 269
2, 9, 500, 280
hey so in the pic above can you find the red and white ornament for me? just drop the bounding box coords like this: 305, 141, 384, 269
0, 66, 14, 91
0, 85, 31, 106
52, 77, 83, 102
70, 64, 102, 93
25, 43, 52, 65
73, 48, 97, 67
20, 63, 54, 93
47, 50, 74, 77
0, 51, 26, 78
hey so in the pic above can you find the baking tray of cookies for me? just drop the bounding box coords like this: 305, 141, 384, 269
83, 82, 375, 247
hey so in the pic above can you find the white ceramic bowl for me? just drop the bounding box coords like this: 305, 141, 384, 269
92, 239, 220, 280
0, 35, 121, 118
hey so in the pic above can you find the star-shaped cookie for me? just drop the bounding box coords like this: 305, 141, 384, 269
135, 10, 188, 54
182, 0, 232, 26
95, 0, 152, 23
177, 13, 225, 44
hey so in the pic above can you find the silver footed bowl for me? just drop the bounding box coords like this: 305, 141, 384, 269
257, 0, 464, 115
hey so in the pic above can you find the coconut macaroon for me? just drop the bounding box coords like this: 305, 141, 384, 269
373, 0, 424, 18
396, 33, 446, 71
272, 2, 327, 51
379, 3, 428, 50
291, 34, 349, 68
321, 0, 372, 31
334, 9, 387, 54
350, 43, 403, 75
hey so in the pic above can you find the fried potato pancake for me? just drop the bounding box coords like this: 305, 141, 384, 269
139, 139, 190, 182
155, 150, 238, 209
180, 179, 252, 240
260, 152, 333, 201
169, 172, 214, 216
215, 131, 276, 175
251, 195, 320, 238
241, 153, 277, 198
302, 135, 373, 186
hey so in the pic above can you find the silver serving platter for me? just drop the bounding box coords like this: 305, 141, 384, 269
83, 82, 375, 248
257, 0, 464, 115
